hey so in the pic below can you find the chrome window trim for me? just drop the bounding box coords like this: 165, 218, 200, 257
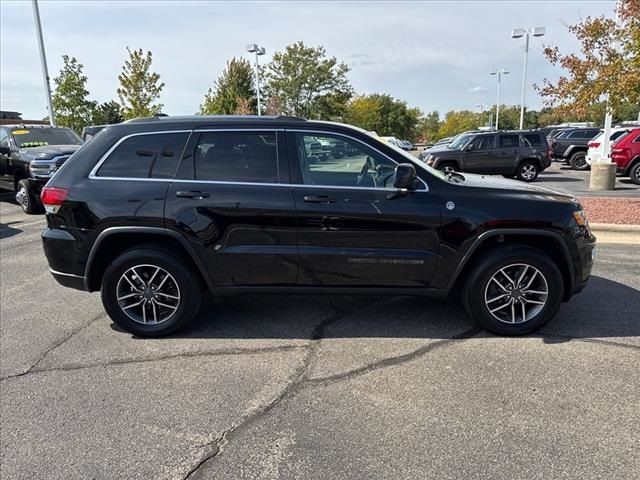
88, 130, 193, 179
287, 128, 429, 191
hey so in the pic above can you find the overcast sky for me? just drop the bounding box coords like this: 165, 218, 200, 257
0, 0, 616, 120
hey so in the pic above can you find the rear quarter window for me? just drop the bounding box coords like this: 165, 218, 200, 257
96, 132, 189, 178
522, 134, 543, 147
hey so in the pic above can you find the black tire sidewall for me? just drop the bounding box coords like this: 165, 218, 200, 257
465, 247, 563, 335
630, 163, 640, 185
101, 249, 201, 337
17, 179, 40, 214
570, 152, 588, 170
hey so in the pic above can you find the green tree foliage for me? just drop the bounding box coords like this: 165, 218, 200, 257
537, 0, 640, 118
91, 100, 124, 125
117, 48, 165, 119
263, 41, 353, 119
418, 111, 440, 141
344, 94, 422, 140
52, 55, 95, 133
437, 110, 479, 138
199, 58, 256, 115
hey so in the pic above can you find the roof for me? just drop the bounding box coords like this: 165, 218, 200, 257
125, 114, 306, 125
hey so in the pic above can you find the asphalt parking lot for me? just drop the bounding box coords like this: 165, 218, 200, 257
1, 189, 639, 479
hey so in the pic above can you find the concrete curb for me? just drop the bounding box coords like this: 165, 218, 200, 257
590, 223, 640, 233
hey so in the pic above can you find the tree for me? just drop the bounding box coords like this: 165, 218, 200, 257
263, 41, 353, 119
537, 0, 640, 118
117, 48, 165, 119
344, 94, 422, 140
91, 101, 124, 125
199, 58, 256, 115
418, 111, 441, 141
52, 55, 95, 133
437, 110, 479, 138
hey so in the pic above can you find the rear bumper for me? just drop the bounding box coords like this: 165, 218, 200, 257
42, 227, 87, 291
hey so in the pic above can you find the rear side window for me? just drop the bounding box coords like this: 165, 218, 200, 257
499, 135, 519, 148
187, 131, 278, 183
522, 134, 543, 147
567, 130, 583, 139
471, 135, 495, 150
97, 132, 189, 178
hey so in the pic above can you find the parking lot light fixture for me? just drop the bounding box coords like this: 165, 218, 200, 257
512, 26, 546, 130
490, 69, 509, 130
32, 0, 55, 126
246, 43, 266, 116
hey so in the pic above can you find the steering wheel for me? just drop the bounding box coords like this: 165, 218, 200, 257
356, 156, 376, 186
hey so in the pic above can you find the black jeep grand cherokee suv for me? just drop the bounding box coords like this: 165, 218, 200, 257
41, 116, 595, 336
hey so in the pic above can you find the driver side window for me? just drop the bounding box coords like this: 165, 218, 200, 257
294, 133, 397, 189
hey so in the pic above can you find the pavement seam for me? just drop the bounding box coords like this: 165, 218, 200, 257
0, 345, 307, 380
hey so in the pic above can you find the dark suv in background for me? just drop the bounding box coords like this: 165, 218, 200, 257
0, 124, 82, 213
422, 130, 551, 181
549, 127, 600, 170
41, 116, 595, 337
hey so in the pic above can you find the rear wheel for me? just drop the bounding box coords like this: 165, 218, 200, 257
569, 151, 589, 170
15, 179, 43, 214
629, 162, 640, 185
101, 248, 202, 337
462, 246, 563, 335
516, 161, 539, 182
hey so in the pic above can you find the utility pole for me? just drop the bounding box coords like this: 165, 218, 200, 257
490, 68, 509, 130
512, 27, 546, 130
246, 44, 266, 115
32, 0, 55, 126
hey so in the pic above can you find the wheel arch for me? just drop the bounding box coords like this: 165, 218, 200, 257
84, 227, 214, 292
447, 229, 575, 301
624, 155, 640, 175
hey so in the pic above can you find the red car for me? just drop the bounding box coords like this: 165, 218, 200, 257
611, 127, 640, 185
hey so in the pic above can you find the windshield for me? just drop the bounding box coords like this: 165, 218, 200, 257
448, 134, 473, 150
11, 128, 82, 148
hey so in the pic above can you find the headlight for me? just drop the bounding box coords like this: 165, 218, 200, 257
572, 209, 589, 228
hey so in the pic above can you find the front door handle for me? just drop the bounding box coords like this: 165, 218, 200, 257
176, 190, 210, 199
303, 195, 336, 204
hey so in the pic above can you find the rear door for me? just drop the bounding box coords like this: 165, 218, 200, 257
288, 130, 441, 288
165, 128, 298, 286
494, 134, 520, 173
463, 134, 496, 173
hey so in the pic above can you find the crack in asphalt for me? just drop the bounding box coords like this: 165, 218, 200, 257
1, 312, 107, 381
303, 325, 483, 386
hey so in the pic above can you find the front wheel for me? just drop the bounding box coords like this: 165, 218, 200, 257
569, 151, 589, 170
516, 161, 539, 182
462, 246, 564, 335
101, 248, 202, 337
15, 179, 43, 214
438, 162, 458, 174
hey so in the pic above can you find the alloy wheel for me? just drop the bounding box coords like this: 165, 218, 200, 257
15, 186, 28, 210
573, 155, 587, 169
440, 165, 456, 174
520, 164, 537, 180
484, 263, 549, 324
635, 166, 640, 182
116, 264, 181, 325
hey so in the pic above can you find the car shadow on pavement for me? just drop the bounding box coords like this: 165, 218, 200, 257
139, 275, 638, 342
0, 222, 23, 239
536, 176, 582, 183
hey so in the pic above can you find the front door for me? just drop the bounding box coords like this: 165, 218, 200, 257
463, 134, 496, 174
288, 131, 441, 288
165, 129, 298, 286
494, 134, 521, 173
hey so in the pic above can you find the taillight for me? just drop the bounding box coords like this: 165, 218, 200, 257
41, 187, 69, 214
588, 142, 600, 148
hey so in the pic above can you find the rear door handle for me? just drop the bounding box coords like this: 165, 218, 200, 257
176, 190, 210, 199
303, 195, 335, 204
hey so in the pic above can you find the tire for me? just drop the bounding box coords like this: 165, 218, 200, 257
629, 162, 640, 185
15, 179, 43, 214
569, 151, 589, 171
101, 247, 202, 337
516, 161, 539, 182
501, 174, 514, 179
462, 246, 564, 335
438, 162, 458, 174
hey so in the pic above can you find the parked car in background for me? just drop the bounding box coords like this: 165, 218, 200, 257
586, 127, 634, 166
0, 124, 82, 213
40, 115, 595, 337
423, 130, 551, 182
399, 139, 414, 151
611, 127, 640, 184
549, 127, 600, 170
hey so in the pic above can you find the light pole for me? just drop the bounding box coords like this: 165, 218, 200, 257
32, 0, 55, 126
475, 103, 488, 128
490, 69, 509, 130
512, 26, 545, 130
246, 43, 266, 116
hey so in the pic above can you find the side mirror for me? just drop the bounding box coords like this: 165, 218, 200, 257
0, 146, 11, 156
393, 163, 417, 190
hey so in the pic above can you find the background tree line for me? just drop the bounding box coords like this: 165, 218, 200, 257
51, 0, 639, 141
